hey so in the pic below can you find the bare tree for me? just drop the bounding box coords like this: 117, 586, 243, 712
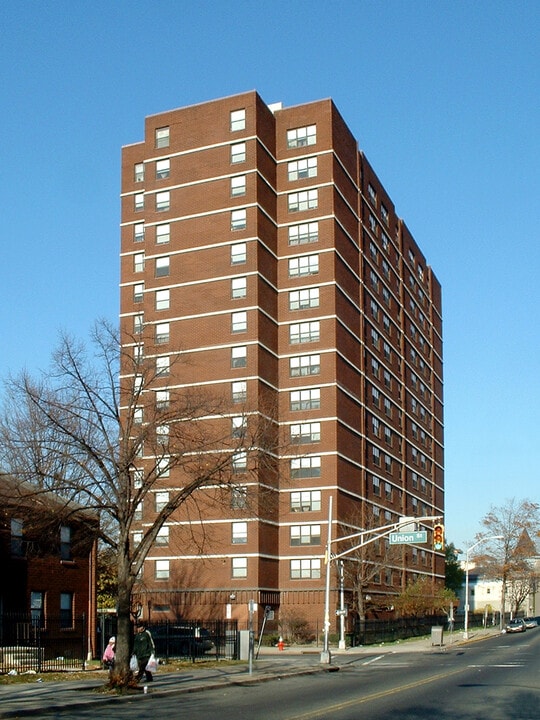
0, 319, 273, 687
475, 498, 540, 624
339, 506, 403, 622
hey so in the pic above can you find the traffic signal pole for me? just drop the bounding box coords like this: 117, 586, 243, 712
320, 497, 442, 664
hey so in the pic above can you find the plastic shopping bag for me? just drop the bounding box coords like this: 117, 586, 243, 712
130, 654, 139, 672
145, 653, 158, 673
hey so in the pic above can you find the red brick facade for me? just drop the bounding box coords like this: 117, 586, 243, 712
120, 92, 444, 634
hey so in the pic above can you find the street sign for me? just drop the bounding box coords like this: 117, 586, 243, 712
389, 530, 428, 545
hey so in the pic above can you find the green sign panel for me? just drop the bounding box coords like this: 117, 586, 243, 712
389, 530, 428, 545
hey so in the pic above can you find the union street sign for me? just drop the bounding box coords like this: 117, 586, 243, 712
389, 530, 428, 545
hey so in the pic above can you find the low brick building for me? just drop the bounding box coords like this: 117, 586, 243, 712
0, 474, 98, 660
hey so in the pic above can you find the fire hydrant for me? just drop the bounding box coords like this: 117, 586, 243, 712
277, 637, 284, 651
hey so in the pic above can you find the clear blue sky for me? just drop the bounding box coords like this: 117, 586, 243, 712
1, 0, 538, 553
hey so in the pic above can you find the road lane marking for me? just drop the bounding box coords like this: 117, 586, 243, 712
288, 667, 464, 720
362, 655, 384, 665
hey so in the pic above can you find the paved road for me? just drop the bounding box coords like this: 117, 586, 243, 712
3, 628, 532, 719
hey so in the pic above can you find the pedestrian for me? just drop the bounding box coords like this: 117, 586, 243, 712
133, 622, 155, 683
102, 636, 116, 670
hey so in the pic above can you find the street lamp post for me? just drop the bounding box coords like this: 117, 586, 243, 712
463, 535, 503, 639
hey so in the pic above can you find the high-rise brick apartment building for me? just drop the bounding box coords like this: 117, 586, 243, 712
120, 92, 443, 634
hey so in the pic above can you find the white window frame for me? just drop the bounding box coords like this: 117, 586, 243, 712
230, 109, 246, 132
231, 174, 246, 196
288, 189, 318, 212
290, 457, 321, 479
231, 276, 247, 299
155, 289, 170, 310
287, 125, 316, 148
155, 127, 169, 148
155, 559, 170, 579
156, 223, 170, 244
231, 345, 247, 367
155, 322, 170, 344
231, 311, 247, 333
231, 142, 246, 163
156, 191, 170, 212
288, 157, 317, 181
289, 287, 319, 310
288, 222, 319, 245
156, 158, 170, 179
288, 254, 319, 277
231, 208, 247, 230
289, 354, 320, 377
289, 321, 320, 344
231, 242, 246, 264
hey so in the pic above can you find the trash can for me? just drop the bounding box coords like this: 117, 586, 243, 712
431, 626, 444, 646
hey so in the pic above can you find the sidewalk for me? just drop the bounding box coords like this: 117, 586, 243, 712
0, 628, 500, 719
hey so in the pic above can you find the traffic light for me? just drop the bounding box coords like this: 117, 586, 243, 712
433, 523, 445, 551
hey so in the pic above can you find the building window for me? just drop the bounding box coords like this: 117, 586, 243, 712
155, 559, 170, 579
290, 558, 320, 579
231, 174, 246, 196
288, 189, 318, 212
157, 456, 170, 477
156, 191, 170, 212
367, 183, 377, 204
231, 142, 246, 164
290, 457, 321, 479
231, 208, 247, 230
290, 489, 321, 511
156, 223, 170, 244
373, 475, 381, 495
11, 518, 24, 557
134, 163, 144, 182
232, 451, 247, 473
289, 287, 319, 310
231, 485, 247, 509
289, 354, 320, 377
288, 157, 317, 181
291, 422, 320, 444
232, 521, 247, 544
381, 203, 389, 226
289, 222, 319, 245
289, 321, 320, 344
133, 283, 144, 303
372, 447, 381, 466
133, 407, 143, 425
156, 356, 170, 376
231, 311, 247, 333
155, 322, 170, 344
154, 491, 169, 512
133, 314, 144, 335
287, 125, 316, 148
30, 591, 45, 627
134, 223, 145, 242
232, 415, 247, 438
290, 388, 320, 411
156, 424, 169, 446
155, 527, 169, 546
134, 501, 143, 520
155, 127, 170, 148
232, 557, 247, 578
231, 276, 247, 298
156, 158, 170, 179
290, 524, 321, 546
232, 381, 247, 403
231, 345, 247, 368
230, 109, 246, 132
134, 253, 145, 272
156, 289, 170, 310
372, 416, 380, 437
60, 592, 74, 628
156, 389, 169, 410
134, 193, 144, 211
231, 242, 246, 264
155, 256, 170, 277
288, 254, 319, 277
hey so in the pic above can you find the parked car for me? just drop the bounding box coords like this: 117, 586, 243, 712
523, 617, 538, 628
505, 618, 526, 633
151, 625, 214, 657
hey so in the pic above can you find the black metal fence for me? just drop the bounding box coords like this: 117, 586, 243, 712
0, 613, 87, 673
147, 619, 239, 662
98, 616, 239, 663
350, 612, 496, 646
